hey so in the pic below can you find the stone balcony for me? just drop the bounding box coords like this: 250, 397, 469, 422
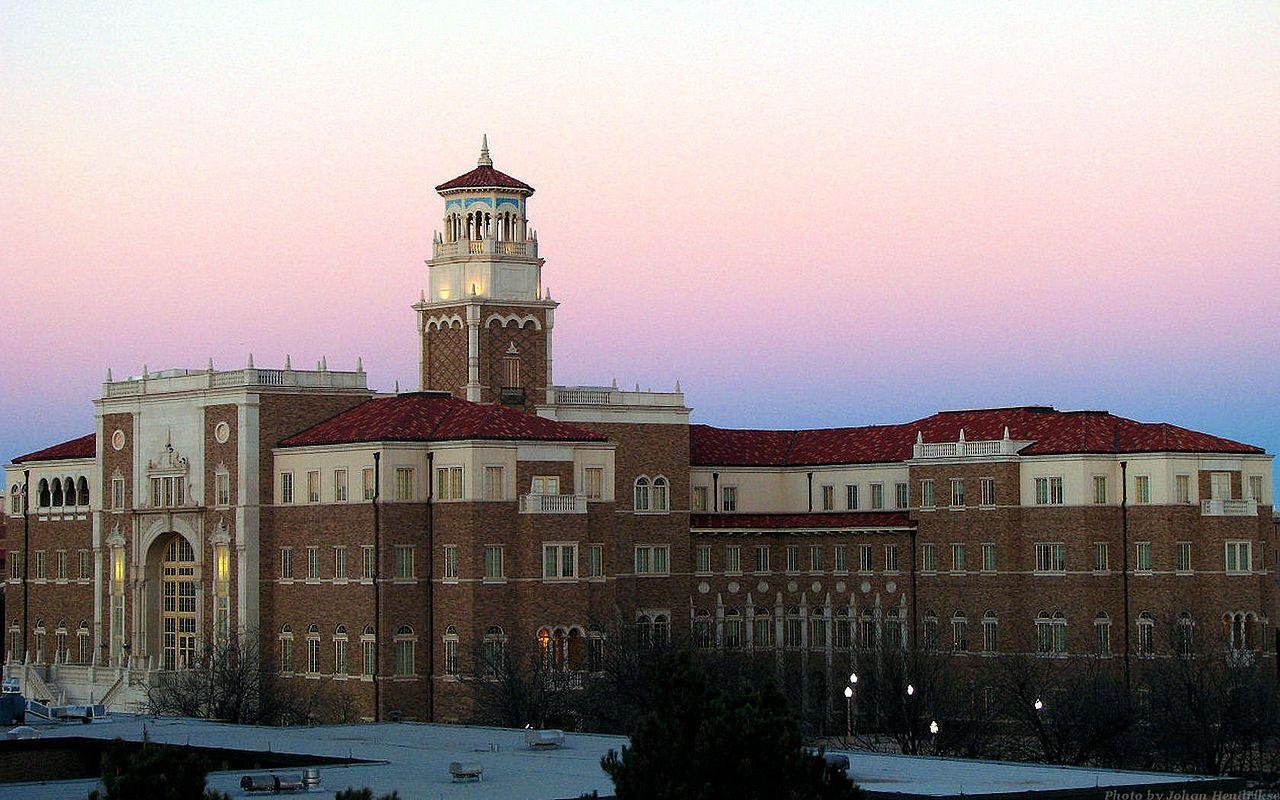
911, 428, 1030, 460
519, 493, 587, 514
431, 238, 539, 259
1201, 498, 1258, 516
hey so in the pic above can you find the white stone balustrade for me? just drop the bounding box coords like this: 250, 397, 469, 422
519, 493, 587, 514
104, 367, 366, 397
912, 428, 1028, 460
433, 239, 539, 259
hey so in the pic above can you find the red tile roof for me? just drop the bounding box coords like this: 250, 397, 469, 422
692, 512, 913, 530
691, 407, 1263, 467
12, 433, 96, 464
279, 393, 606, 447
435, 165, 534, 194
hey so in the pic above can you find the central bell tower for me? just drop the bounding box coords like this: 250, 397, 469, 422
415, 137, 557, 411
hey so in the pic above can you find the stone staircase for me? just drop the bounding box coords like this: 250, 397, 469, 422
4, 662, 150, 713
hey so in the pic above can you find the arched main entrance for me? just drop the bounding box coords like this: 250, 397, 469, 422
160, 535, 198, 670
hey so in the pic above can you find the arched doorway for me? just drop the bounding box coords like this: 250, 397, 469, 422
159, 535, 198, 670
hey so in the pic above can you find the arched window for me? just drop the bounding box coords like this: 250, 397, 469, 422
49, 479, 61, 507
587, 625, 605, 672
635, 613, 652, 648
652, 613, 670, 647
753, 607, 773, 649
394, 625, 416, 676
981, 610, 998, 654
54, 619, 68, 664
279, 624, 294, 673
483, 625, 506, 677
724, 608, 744, 650
9, 485, 20, 515
442, 625, 459, 676
651, 476, 669, 511
77, 476, 89, 507
1137, 611, 1155, 657
923, 610, 939, 649
693, 610, 712, 649
361, 625, 376, 678
1176, 612, 1194, 657
1093, 612, 1111, 657
306, 624, 321, 675
884, 608, 903, 650
7, 618, 19, 664
36, 479, 49, 508
34, 618, 46, 663
333, 625, 349, 678
951, 611, 968, 653
1036, 610, 1067, 656
858, 608, 875, 649
633, 476, 651, 511
62, 478, 73, 507
834, 608, 852, 650
808, 606, 827, 651
784, 606, 804, 650
1223, 612, 1256, 653
77, 621, 90, 665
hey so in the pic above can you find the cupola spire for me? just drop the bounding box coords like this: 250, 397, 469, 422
477, 134, 492, 167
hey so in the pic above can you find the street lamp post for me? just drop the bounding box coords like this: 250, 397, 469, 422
929, 719, 939, 753
844, 686, 853, 744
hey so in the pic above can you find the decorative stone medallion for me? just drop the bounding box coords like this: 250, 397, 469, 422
214, 421, 230, 444
111, 429, 125, 451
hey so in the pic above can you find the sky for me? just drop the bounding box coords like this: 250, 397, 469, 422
2, 3, 1278, 482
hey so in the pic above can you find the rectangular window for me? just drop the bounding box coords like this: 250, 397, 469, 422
1175, 474, 1190, 504
870, 483, 884, 510
1249, 475, 1264, 502
982, 543, 996, 572
1176, 542, 1191, 573
394, 545, 414, 579
633, 545, 670, 575
335, 639, 348, 677
443, 544, 458, 579
895, 482, 909, 509
334, 546, 348, 581
973, 477, 993, 507
584, 467, 605, 501
1093, 542, 1109, 573
846, 484, 859, 510
1136, 542, 1152, 572
920, 479, 935, 508
858, 544, 873, 573
544, 543, 578, 579
111, 477, 125, 510
821, 485, 834, 511
634, 545, 649, 575
1093, 475, 1107, 504
79, 550, 91, 581
1134, 475, 1151, 504
279, 547, 293, 580
726, 545, 742, 574
922, 543, 937, 573
306, 546, 320, 580
951, 543, 966, 573
786, 545, 800, 572
834, 544, 847, 572
361, 545, 375, 580
755, 545, 770, 573
721, 486, 738, 512
396, 467, 415, 501
1035, 477, 1064, 505
692, 485, 708, 512
809, 545, 822, 572
950, 479, 965, 508
587, 544, 603, 577
1225, 541, 1252, 574
363, 637, 376, 678
484, 545, 504, 580
484, 466, 505, 501
695, 545, 711, 574
215, 472, 231, 507
9, 553, 20, 581
885, 544, 899, 573
362, 467, 375, 500
333, 468, 347, 502
307, 470, 320, 503
56, 550, 67, 580
1035, 543, 1066, 573
280, 472, 293, 504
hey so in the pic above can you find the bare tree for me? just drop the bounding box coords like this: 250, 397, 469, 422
465, 635, 580, 730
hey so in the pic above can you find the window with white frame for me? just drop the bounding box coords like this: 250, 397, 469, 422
279, 472, 294, 504
821, 485, 834, 511
652, 476, 669, 511
361, 545, 375, 580
1248, 475, 1263, 502
1225, 541, 1252, 574
726, 545, 741, 574
151, 475, 186, 508
334, 469, 348, 502
1094, 612, 1111, 656
885, 544, 899, 573
307, 470, 320, 503
584, 467, 604, 501
396, 467, 416, 501
921, 543, 937, 573
279, 625, 294, 673
215, 472, 230, 507
1137, 611, 1155, 657
858, 544, 873, 573
695, 545, 711, 574
306, 624, 321, 674
79, 550, 91, 581
1134, 475, 1151, 504
1093, 475, 1107, 504
633, 477, 650, 510
951, 543, 966, 573
895, 482, 909, 509
435, 466, 463, 500
980, 477, 996, 506
394, 545, 414, 580
1135, 542, 1152, 573
1035, 542, 1066, 573
279, 547, 293, 581
755, 545, 770, 573
483, 626, 507, 676
920, 479, 935, 508
442, 626, 459, 676
442, 544, 458, 580
982, 611, 997, 653
484, 545, 504, 580
362, 467, 375, 500
950, 478, 965, 508
785, 545, 799, 572
846, 484, 859, 510
394, 625, 415, 676
587, 544, 603, 577
1034, 477, 1064, 505
952, 612, 968, 652
809, 544, 822, 572
981, 542, 996, 572
543, 543, 577, 579
1036, 610, 1067, 656
111, 477, 125, 510
334, 626, 349, 677
306, 546, 320, 581
870, 483, 884, 510
634, 545, 669, 575
834, 544, 847, 573
721, 485, 738, 512
1175, 542, 1191, 573
362, 626, 376, 677
334, 546, 348, 581
1093, 542, 1109, 573
1175, 474, 1190, 504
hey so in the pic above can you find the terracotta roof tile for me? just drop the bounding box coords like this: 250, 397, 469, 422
435, 165, 534, 194
279, 393, 606, 447
691, 512, 914, 530
691, 407, 1262, 467
12, 433, 96, 464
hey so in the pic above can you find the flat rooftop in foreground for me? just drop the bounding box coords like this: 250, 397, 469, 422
0, 716, 1244, 800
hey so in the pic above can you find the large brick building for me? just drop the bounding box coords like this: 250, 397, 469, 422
4, 141, 1274, 722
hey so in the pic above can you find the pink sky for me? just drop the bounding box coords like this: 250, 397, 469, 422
2, 3, 1278, 475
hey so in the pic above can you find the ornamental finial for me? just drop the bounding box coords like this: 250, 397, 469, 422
478, 134, 492, 167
